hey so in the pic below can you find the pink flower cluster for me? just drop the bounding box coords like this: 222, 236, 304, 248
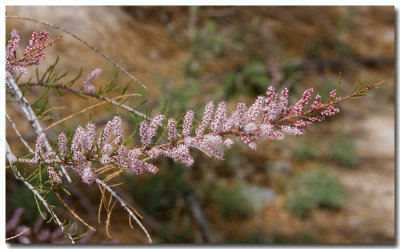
82, 68, 102, 94
69, 123, 97, 184
29, 134, 62, 184
6, 29, 51, 82
32, 85, 343, 185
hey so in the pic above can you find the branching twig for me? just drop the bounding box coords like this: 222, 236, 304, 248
7, 76, 72, 183
9, 77, 153, 242
6, 142, 76, 244
5, 227, 30, 241
18, 82, 149, 120
6, 15, 147, 90
43, 93, 141, 131
7, 110, 98, 225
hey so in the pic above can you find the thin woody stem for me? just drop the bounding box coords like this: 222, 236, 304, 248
18, 82, 149, 120
6, 112, 35, 154
7, 76, 72, 183
6, 142, 76, 244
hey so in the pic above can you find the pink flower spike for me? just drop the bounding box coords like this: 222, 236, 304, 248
246, 95, 265, 123
6, 29, 20, 61
144, 163, 159, 174
57, 132, 68, 156
321, 105, 340, 116
147, 147, 163, 159
196, 101, 214, 136
263, 89, 279, 122
139, 121, 150, 147
223, 110, 238, 132
278, 88, 290, 117
182, 110, 194, 137
170, 145, 194, 166
311, 94, 322, 110
73, 151, 85, 163
22, 30, 50, 66
84, 122, 96, 151
260, 123, 274, 136
328, 89, 337, 100
236, 103, 247, 128
265, 86, 276, 100
112, 116, 123, 144
71, 126, 86, 152
199, 134, 224, 159
35, 134, 47, 161
47, 167, 62, 184
281, 125, 305, 136
244, 123, 258, 134
168, 119, 177, 142
292, 88, 314, 116
79, 163, 96, 185
102, 143, 113, 155
240, 135, 257, 150
82, 68, 101, 94
83, 69, 102, 86
293, 120, 313, 127
184, 136, 198, 147
210, 102, 227, 134
148, 114, 164, 141
35, 134, 46, 152
128, 148, 141, 159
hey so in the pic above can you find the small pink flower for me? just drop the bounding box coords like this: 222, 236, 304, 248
102, 143, 113, 155
47, 167, 62, 184
281, 125, 305, 136
223, 138, 234, 148
168, 144, 194, 166
147, 147, 163, 159
321, 105, 340, 116
100, 155, 111, 165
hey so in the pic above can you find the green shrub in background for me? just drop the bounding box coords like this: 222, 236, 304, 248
217, 60, 270, 99
210, 182, 255, 219
287, 168, 344, 217
330, 132, 359, 168
287, 190, 316, 217
292, 137, 316, 162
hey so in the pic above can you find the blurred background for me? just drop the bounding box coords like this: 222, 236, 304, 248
6, 6, 394, 244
